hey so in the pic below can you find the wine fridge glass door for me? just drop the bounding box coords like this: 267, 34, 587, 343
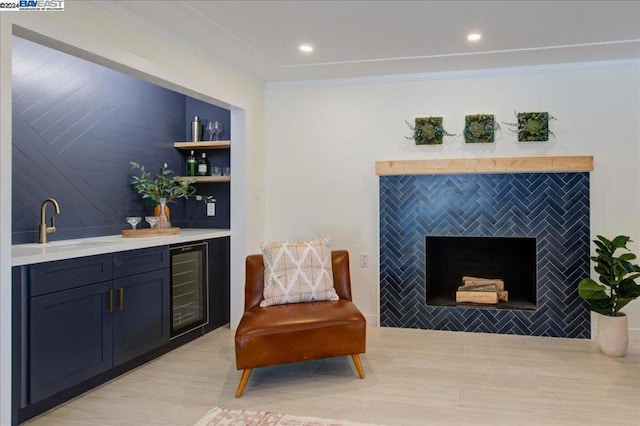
170, 242, 208, 338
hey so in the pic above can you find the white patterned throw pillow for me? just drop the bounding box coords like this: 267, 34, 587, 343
260, 237, 339, 307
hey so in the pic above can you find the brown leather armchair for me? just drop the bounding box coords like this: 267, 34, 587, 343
234, 250, 366, 397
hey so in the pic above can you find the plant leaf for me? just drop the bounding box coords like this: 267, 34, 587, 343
578, 278, 614, 315
578, 278, 608, 299
590, 297, 615, 316
596, 235, 612, 247
618, 278, 640, 299
619, 253, 637, 261
615, 297, 635, 312
610, 235, 631, 250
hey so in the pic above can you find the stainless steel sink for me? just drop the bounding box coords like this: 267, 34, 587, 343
17, 238, 113, 248
12, 237, 120, 259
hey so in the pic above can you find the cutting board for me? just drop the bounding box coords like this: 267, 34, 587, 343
121, 227, 181, 238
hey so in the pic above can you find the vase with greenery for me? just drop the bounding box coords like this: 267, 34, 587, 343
130, 162, 215, 217
578, 235, 640, 356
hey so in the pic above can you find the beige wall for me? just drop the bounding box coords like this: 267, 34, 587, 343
0, 3, 266, 423
265, 62, 640, 334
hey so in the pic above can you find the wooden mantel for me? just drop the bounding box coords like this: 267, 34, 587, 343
375, 156, 593, 176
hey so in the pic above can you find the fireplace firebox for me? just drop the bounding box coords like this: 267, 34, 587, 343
425, 236, 537, 310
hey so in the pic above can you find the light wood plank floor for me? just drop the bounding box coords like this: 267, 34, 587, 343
24, 326, 640, 426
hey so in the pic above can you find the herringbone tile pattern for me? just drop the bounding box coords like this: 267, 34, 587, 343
380, 172, 591, 338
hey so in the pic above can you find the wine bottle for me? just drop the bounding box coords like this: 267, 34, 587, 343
186, 150, 197, 177
197, 152, 210, 176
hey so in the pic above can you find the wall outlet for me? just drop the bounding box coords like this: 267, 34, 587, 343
206, 202, 216, 217
360, 253, 369, 268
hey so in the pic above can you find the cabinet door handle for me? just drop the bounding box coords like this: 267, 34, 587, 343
117, 288, 124, 311
107, 290, 113, 313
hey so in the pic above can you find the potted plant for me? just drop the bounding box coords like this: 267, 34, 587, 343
130, 162, 215, 218
578, 235, 640, 356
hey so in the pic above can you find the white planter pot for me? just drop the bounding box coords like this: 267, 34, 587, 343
597, 313, 628, 357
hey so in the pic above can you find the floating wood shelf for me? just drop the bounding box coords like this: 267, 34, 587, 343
174, 176, 230, 183
375, 156, 594, 176
173, 141, 231, 150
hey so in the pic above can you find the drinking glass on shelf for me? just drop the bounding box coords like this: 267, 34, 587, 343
223, 167, 231, 176
145, 216, 159, 229
211, 166, 222, 176
206, 121, 222, 141
125, 216, 141, 230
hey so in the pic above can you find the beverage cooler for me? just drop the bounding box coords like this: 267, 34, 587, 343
170, 242, 208, 338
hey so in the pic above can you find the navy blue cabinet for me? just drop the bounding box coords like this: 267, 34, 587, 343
13, 240, 227, 425
205, 237, 230, 330
27, 246, 170, 404
29, 281, 113, 403
113, 246, 170, 279
113, 268, 170, 365
112, 246, 171, 365
30, 254, 112, 296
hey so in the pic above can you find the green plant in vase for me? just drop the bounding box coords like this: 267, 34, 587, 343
130, 162, 215, 219
578, 235, 640, 356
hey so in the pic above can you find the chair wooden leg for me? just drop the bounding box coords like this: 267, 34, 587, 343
235, 369, 253, 398
351, 354, 365, 379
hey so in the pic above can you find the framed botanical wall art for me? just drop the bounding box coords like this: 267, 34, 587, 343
406, 117, 455, 145
517, 112, 555, 141
464, 114, 499, 143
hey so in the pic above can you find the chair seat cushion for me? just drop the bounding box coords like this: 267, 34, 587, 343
235, 300, 366, 370
238, 299, 363, 336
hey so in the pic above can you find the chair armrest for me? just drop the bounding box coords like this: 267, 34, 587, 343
244, 254, 265, 311
331, 250, 353, 301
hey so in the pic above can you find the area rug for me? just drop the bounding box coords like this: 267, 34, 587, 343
194, 406, 380, 426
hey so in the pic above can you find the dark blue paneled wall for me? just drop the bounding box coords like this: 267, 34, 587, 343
12, 36, 230, 244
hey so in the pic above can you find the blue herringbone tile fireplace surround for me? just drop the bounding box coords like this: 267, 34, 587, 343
379, 172, 591, 338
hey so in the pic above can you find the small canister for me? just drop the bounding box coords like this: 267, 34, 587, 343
191, 115, 202, 142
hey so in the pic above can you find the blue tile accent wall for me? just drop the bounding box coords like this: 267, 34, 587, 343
11, 36, 230, 243
379, 172, 591, 338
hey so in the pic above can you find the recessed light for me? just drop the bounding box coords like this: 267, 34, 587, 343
467, 33, 482, 42
299, 44, 314, 53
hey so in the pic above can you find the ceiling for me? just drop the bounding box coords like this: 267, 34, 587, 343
97, 0, 640, 82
